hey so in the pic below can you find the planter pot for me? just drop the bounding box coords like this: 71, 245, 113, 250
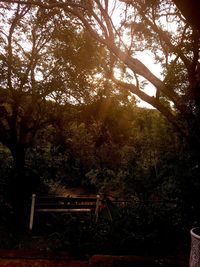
190, 227, 200, 267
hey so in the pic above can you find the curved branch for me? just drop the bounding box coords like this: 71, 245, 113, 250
140, 11, 191, 71
112, 76, 187, 135
7, 4, 30, 91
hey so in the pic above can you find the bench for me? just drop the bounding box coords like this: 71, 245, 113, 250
29, 194, 101, 231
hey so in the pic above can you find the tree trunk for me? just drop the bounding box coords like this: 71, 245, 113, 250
8, 144, 30, 230
172, 0, 200, 31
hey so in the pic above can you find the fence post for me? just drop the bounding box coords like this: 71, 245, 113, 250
95, 194, 100, 222
29, 194, 36, 231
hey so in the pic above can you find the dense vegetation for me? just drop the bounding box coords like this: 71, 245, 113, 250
0, 98, 198, 254
0, 0, 200, 256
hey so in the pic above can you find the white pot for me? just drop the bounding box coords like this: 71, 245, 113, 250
190, 227, 200, 267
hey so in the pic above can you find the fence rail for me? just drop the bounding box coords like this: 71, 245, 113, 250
29, 194, 100, 231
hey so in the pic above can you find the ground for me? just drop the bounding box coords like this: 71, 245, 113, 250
0, 250, 189, 267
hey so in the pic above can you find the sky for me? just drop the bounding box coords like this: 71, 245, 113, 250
110, 0, 163, 108
136, 52, 162, 108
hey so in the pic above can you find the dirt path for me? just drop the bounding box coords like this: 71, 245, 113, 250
0, 250, 86, 267
0, 251, 189, 267
0, 259, 87, 267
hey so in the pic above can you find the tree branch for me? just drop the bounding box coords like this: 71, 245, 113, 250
111, 76, 187, 136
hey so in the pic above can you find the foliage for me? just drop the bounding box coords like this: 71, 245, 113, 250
0, 0, 200, 255
0, 3, 109, 208
13, 0, 199, 165
0, 143, 13, 200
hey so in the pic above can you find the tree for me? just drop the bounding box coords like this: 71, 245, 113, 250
1, 0, 199, 164
0, 2, 108, 217
64, 0, 200, 163
0, 4, 56, 206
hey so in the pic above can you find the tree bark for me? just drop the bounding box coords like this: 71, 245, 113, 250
8, 144, 30, 229
172, 0, 200, 32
